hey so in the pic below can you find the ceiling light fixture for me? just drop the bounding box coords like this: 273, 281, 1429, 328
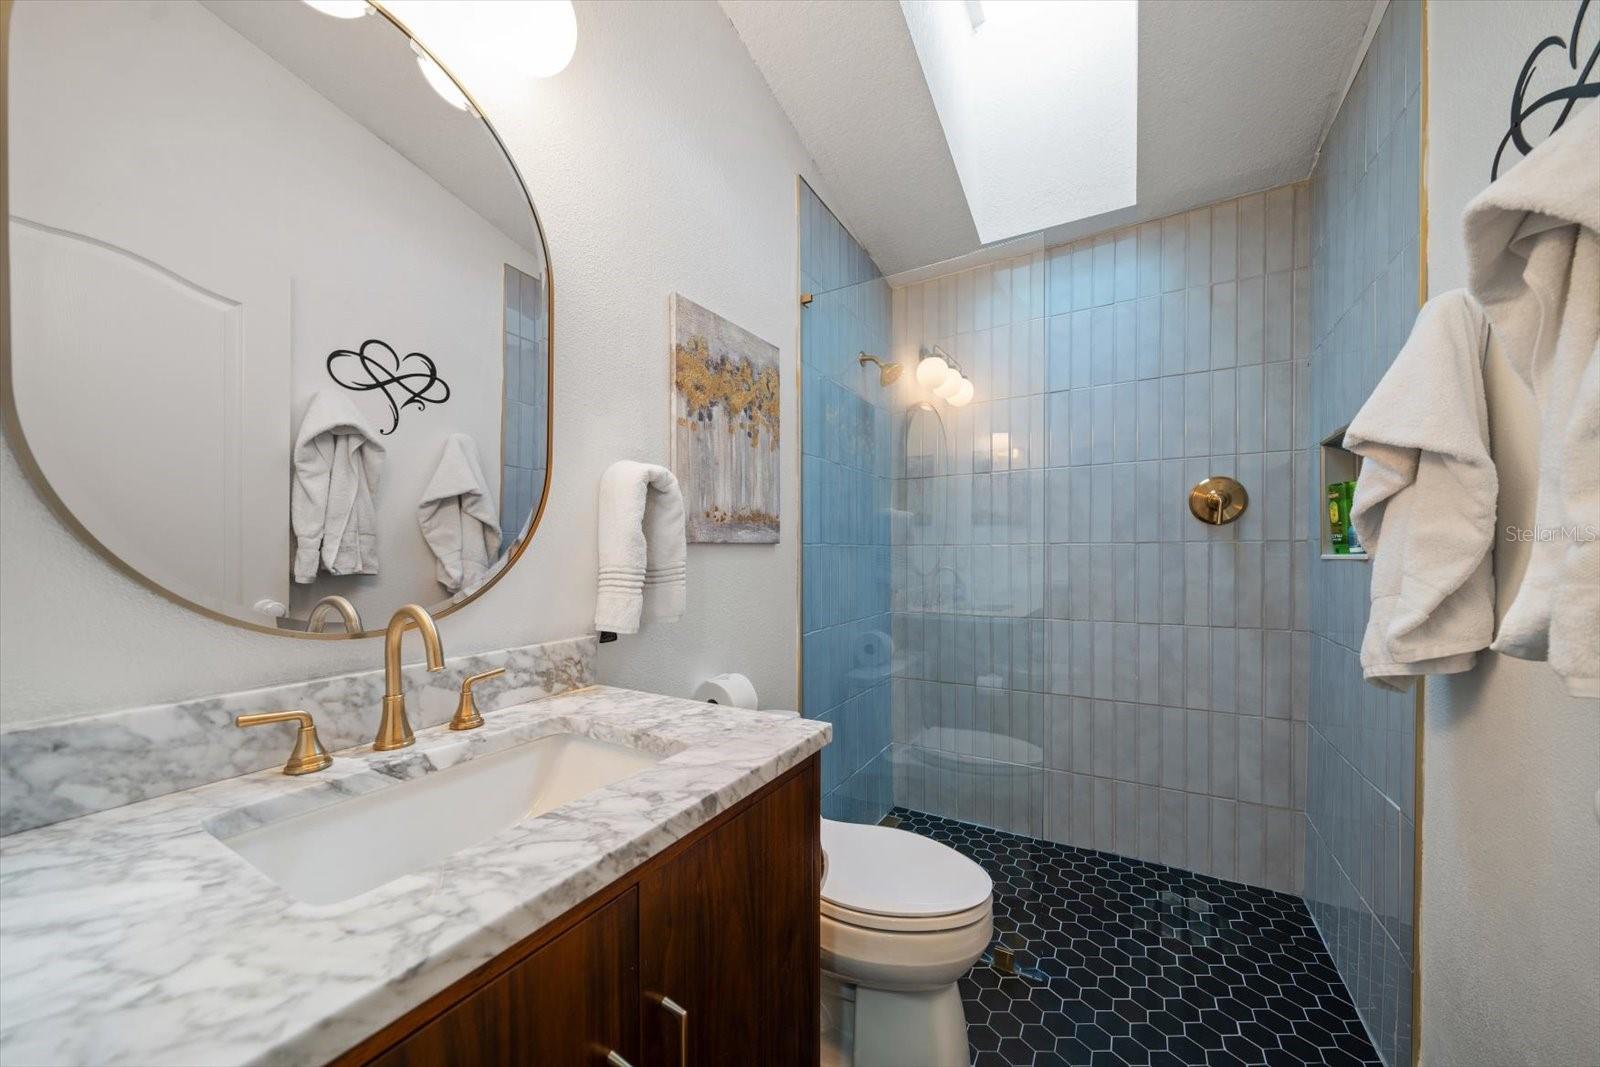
411, 40, 473, 111
525, 0, 578, 78
302, 0, 371, 17
383, 1, 577, 82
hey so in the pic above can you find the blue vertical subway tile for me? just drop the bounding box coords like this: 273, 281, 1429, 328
1301, 2, 1420, 1062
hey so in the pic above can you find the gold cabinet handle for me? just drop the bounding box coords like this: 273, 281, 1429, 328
604, 1052, 633, 1067
235, 710, 333, 776
648, 992, 687, 1066
449, 667, 507, 731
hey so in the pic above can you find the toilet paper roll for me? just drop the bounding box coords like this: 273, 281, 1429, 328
694, 673, 759, 709
854, 630, 894, 669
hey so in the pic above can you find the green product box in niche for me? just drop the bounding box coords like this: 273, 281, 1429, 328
1327, 481, 1364, 555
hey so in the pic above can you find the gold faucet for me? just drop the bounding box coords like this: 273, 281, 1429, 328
450, 667, 507, 731
306, 594, 362, 634
235, 710, 333, 775
374, 604, 445, 751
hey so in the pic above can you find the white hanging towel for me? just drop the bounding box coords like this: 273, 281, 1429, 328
1345, 291, 1496, 690
418, 433, 501, 595
291, 390, 385, 584
595, 461, 686, 634
1464, 102, 1600, 698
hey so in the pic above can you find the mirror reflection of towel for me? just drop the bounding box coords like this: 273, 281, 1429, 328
418, 433, 501, 594
292, 391, 385, 583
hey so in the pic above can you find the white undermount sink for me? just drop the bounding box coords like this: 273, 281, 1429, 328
213, 733, 661, 905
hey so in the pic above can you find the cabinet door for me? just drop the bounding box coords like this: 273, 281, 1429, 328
638, 761, 820, 1067
371, 888, 639, 1067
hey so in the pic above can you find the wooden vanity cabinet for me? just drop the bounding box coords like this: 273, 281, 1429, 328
367, 889, 640, 1067
638, 749, 819, 1066
336, 756, 821, 1067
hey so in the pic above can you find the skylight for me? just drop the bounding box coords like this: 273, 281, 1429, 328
900, 0, 1138, 244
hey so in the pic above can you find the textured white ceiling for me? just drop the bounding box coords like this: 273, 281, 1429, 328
721, 0, 1377, 279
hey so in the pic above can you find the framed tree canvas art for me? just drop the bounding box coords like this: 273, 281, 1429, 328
670, 294, 780, 544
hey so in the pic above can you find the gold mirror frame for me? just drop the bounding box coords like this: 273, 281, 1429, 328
0, 0, 554, 639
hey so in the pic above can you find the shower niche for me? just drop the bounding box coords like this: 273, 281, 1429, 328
1319, 427, 1369, 561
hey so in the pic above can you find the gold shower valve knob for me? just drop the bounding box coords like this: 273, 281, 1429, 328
1188, 476, 1248, 525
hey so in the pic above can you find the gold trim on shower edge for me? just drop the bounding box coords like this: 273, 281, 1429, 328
792, 177, 807, 712
0, 0, 557, 640
1411, 2, 1429, 1062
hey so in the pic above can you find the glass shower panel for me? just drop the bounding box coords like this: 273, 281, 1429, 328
799, 181, 893, 825
800, 182, 1048, 978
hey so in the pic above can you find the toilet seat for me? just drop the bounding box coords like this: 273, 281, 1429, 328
822, 896, 992, 933
820, 819, 992, 932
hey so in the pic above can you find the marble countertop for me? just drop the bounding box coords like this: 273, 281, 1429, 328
0, 686, 830, 1066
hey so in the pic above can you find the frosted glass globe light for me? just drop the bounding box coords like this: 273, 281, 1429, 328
525, 0, 578, 77
303, 0, 369, 17
916, 355, 950, 389
412, 41, 472, 110
948, 377, 974, 407
385, 1, 577, 83
934, 372, 965, 400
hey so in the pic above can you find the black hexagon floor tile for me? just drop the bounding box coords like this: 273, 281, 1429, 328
885, 808, 1381, 1067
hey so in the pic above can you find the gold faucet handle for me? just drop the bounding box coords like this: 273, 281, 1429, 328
236, 710, 334, 776
449, 668, 507, 732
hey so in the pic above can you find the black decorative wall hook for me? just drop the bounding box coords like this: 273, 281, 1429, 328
1491, 0, 1598, 179
326, 339, 451, 435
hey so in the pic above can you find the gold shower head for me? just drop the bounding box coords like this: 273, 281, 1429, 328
859, 353, 902, 386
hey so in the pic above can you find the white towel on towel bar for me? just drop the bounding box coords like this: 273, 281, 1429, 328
417, 433, 501, 595
595, 461, 686, 634
1464, 102, 1600, 699
1345, 291, 1497, 690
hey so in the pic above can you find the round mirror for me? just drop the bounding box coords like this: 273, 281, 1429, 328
3, 0, 551, 636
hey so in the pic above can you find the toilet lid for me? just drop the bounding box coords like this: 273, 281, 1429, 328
820, 820, 992, 919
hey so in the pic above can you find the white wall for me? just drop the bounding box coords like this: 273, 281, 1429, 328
1422, 3, 1600, 1063
1, 0, 822, 725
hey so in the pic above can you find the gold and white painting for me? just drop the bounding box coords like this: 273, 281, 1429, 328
670, 293, 780, 543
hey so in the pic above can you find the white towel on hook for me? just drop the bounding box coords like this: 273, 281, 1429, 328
1465, 101, 1600, 698
418, 433, 501, 595
595, 461, 686, 634
291, 390, 384, 584
1345, 291, 1497, 690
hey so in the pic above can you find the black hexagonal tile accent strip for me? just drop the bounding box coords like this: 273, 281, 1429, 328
885, 808, 1381, 1067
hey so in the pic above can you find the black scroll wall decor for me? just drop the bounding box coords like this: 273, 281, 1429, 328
326, 339, 451, 435
1491, 0, 1598, 180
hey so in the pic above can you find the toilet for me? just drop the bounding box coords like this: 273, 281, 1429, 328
818, 818, 994, 1067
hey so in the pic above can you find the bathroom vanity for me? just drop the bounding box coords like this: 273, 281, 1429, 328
343, 758, 818, 1066
0, 680, 831, 1065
